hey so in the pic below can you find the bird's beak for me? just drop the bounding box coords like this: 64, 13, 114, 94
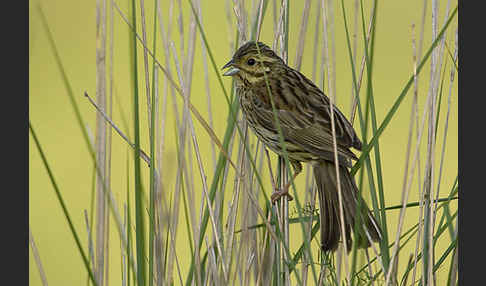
222, 59, 240, 76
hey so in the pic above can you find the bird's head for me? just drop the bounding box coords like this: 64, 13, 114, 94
222, 41, 284, 86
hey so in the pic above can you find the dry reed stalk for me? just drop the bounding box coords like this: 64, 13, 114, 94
431, 31, 456, 260
311, 0, 321, 83
301, 164, 317, 286
269, 2, 292, 284
412, 1, 428, 250
29, 227, 49, 286
349, 0, 377, 126
264, 148, 283, 285
205, 237, 219, 284
384, 23, 422, 285
82, 94, 140, 281
384, 72, 436, 286
301, 164, 317, 284
350, 0, 358, 115
103, 0, 115, 284
436, 28, 457, 216
38, 3, 139, 283
183, 1, 198, 204
423, 0, 444, 283
303, 3, 322, 284
235, 125, 256, 285
176, 0, 185, 72
250, 140, 263, 283
219, 123, 239, 202
410, 19, 423, 285
84, 92, 151, 165
154, 4, 171, 281
430, 0, 453, 248
190, 4, 209, 285
189, 114, 229, 283
196, 1, 217, 171
327, 0, 336, 105
255, 210, 273, 285
383, 29, 446, 285
224, 128, 248, 281
180, 4, 205, 283
95, 0, 108, 284
293, 0, 311, 71
271, 0, 283, 51
224, 0, 235, 49
115, 3, 240, 173
154, 13, 177, 283
321, 0, 350, 283
365, 250, 376, 286
152, 65, 163, 286
254, 0, 265, 41
84, 210, 96, 273
251, 143, 267, 283
302, 9, 322, 275
248, 0, 258, 39
152, 67, 164, 286
234, 0, 248, 42
278, 158, 291, 286
230, 2, 261, 284
410, 1, 429, 283
166, 38, 190, 285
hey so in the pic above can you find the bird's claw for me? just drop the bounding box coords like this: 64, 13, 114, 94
271, 188, 294, 204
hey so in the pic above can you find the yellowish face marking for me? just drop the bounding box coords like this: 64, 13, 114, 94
233, 53, 275, 84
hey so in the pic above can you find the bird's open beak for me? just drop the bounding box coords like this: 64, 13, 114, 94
222, 59, 240, 76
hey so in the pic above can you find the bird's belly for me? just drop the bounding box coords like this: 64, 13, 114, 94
241, 109, 316, 163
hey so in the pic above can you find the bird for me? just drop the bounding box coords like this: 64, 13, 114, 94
222, 41, 382, 252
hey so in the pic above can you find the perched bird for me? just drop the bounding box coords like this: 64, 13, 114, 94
222, 41, 382, 251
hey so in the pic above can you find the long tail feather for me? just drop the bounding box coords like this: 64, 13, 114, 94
313, 161, 382, 252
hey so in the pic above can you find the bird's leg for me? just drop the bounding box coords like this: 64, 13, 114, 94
264, 149, 293, 203
271, 173, 298, 203
264, 148, 280, 198
270, 159, 303, 204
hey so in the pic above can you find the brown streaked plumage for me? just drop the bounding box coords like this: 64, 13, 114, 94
223, 41, 382, 252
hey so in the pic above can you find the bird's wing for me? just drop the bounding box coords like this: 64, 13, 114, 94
247, 68, 361, 165
249, 105, 356, 166
288, 68, 362, 151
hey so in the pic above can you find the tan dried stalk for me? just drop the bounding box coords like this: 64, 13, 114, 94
114, 2, 239, 172
84, 92, 151, 165
321, 0, 350, 284
95, 0, 108, 284
349, 0, 377, 126
29, 227, 49, 286
293, 0, 311, 71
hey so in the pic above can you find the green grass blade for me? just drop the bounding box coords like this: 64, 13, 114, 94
38, 3, 139, 280
182, 2, 300, 284
359, 0, 392, 272
29, 122, 98, 286
340, 0, 390, 279
399, 209, 458, 285
129, 0, 146, 284
87, 158, 96, 286
126, 153, 132, 286
350, 5, 457, 176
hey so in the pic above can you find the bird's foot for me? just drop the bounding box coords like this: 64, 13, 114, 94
271, 188, 294, 204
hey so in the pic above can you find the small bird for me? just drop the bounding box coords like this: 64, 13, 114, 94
222, 41, 382, 251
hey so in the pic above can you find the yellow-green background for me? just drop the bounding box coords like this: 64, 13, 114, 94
30, 0, 457, 285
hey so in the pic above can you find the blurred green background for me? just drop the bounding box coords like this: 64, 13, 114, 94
30, 0, 457, 285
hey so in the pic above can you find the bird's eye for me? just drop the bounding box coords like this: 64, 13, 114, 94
247, 58, 256, 66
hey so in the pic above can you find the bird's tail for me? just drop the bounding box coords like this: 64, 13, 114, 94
313, 161, 382, 252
